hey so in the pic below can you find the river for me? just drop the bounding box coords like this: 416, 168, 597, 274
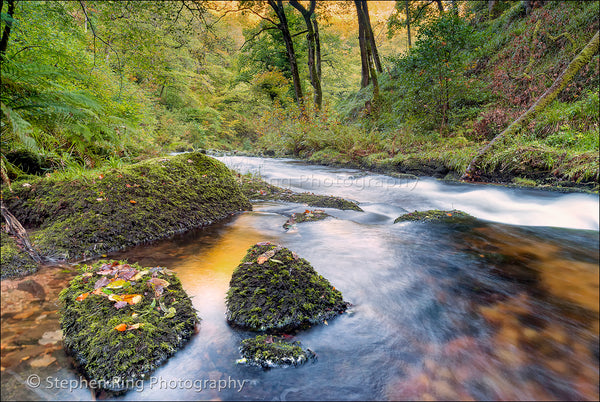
1, 156, 598, 400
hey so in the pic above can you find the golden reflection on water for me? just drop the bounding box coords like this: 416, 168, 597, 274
170, 214, 266, 317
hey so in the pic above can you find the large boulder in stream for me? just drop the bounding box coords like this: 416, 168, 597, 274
394, 209, 475, 224
2, 152, 251, 264
226, 242, 349, 332
59, 260, 198, 394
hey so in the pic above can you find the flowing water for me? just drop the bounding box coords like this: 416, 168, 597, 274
1, 156, 598, 401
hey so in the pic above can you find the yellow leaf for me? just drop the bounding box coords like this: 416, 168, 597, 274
106, 279, 128, 289
131, 270, 149, 281
108, 294, 124, 302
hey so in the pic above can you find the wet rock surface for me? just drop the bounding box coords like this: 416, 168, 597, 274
59, 260, 198, 394
226, 243, 349, 332
394, 209, 475, 224
235, 172, 362, 211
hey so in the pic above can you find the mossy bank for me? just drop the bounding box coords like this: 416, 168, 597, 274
59, 260, 198, 394
234, 172, 362, 211
2, 152, 251, 264
226, 243, 349, 332
0, 231, 38, 279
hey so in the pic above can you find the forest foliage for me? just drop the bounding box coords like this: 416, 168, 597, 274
1, 0, 598, 187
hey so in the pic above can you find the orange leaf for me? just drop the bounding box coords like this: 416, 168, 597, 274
122, 294, 143, 305
447, 213, 453, 217
75, 292, 89, 302
114, 323, 127, 332
130, 200, 137, 204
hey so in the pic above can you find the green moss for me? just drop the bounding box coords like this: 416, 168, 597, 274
283, 210, 330, 230
394, 209, 475, 224
238, 335, 312, 368
59, 260, 199, 394
235, 172, 362, 211
0, 231, 38, 279
226, 243, 349, 332
2, 152, 252, 261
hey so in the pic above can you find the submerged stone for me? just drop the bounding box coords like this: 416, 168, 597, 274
283, 210, 330, 230
238, 334, 313, 368
226, 243, 349, 332
2, 152, 251, 261
394, 209, 475, 224
59, 260, 198, 394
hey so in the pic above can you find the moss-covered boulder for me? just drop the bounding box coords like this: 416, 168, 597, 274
235, 172, 362, 211
59, 260, 198, 394
226, 242, 348, 332
2, 152, 251, 261
394, 209, 475, 224
282, 209, 330, 230
1, 231, 38, 279
238, 334, 313, 368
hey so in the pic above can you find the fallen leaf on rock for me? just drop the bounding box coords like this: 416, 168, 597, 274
75, 293, 89, 302
257, 250, 275, 264
131, 270, 149, 281
106, 279, 128, 289
94, 277, 110, 289
147, 278, 170, 288
114, 301, 128, 309
164, 307, 176, 319
122, 294, 143, 305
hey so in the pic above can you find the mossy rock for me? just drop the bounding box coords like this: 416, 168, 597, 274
235, 172, 362, 211
394, 209, 475, 224
2, 152, 251, 261
237, 334, 313, 368
226, 243, 349, 332
283, 210, 330, 230
0, 231, 38, 279
59, 260, 198, 394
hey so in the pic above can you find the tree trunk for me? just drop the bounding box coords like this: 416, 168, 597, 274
313, 17, 321, 83
1, 202, 42, 264
289, 0, 322, 109
361, 0, 383, 73
435, 0, 444, 13
462, 30, 599, 181
356, 0, 370, 88
405, 0, 411, 49
269, 0, 304, 106
0, 0, 15, 62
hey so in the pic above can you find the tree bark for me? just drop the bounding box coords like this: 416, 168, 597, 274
0, 0, 15, 62
405, 0, 411, 49
361, 0, 383, 73
289, 0, 322, 108
462, 30, 600, 181
356, 0, 370, 88
268, 0, 304, 106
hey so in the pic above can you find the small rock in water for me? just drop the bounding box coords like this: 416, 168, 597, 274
38, 330, 63, 345
30, 354, 56, 367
